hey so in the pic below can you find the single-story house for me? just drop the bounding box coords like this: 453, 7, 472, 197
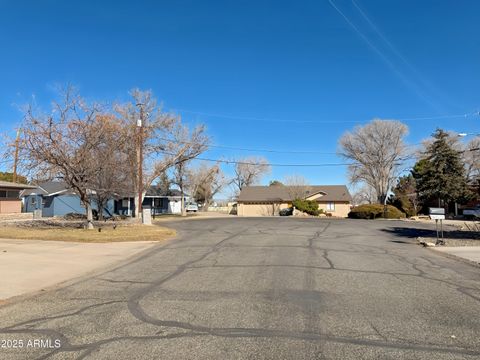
237, 185, 352, 217
22, 181, 189, 217
0, 181, 36, 214
114, 188, 190, 216
22, 181, 115, 218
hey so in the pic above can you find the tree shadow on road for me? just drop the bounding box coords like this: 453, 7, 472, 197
381, 226, 480, 243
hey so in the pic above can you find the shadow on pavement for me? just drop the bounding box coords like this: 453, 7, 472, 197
381, 226, 480, 242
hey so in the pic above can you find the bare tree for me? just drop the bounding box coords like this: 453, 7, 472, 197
115, 89, 209, 218
339, 119, 409, 204
172, 161, 189, 216
283, 174, 311, 200
232, 156, 271, 196
16, 87, 208, 225
20, 86, 113, 229
351, 184, 377, 206
88, 115, 131, 220
155, 171, 172, 196
463, 137, 480, 184
188, 163, 228, 210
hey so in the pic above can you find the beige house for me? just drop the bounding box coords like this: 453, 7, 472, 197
0, 181, 35, 214
237, 185, 352, 217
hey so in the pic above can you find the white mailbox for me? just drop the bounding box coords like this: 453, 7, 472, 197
429, 207, 445, 220
429, 208, 445, 245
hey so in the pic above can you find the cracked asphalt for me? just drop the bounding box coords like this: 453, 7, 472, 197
1, 218, 480, 359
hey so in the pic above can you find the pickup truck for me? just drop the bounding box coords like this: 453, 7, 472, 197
463, 207, 480, 219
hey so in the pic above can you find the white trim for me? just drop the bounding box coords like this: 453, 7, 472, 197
45, 189, 71, 197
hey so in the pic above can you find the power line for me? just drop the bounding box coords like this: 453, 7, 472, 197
157, 134, 480, 157
156, 150, 353, 167
196, 157, 352, 167
205, 143, 337, 155
327, 0, 442, 110
156, 137, 338, 155
154, 144, 480, 169
173, 108, 478, 125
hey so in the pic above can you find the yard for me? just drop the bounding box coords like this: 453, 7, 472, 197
0, 223, 176, 243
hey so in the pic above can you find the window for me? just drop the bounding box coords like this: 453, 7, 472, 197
326, 202, 335, 211
0, 190, 20, 199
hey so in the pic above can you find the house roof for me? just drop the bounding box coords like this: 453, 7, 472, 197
22, 181, 189, 199
0, 180, 36, 190
145, 187, 185, 197
237, 185, 352, 203
21, 181, 72, 196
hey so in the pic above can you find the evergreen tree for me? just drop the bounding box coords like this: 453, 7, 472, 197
389, 174, 419, 217
269, 180, 284, 186
413, 129, 470, 207
0, 172, 28, 184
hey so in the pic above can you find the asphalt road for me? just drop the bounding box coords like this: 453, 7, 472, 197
1, 218, 480, 359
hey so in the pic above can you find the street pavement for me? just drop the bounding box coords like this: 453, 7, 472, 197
1, 218, 479, 359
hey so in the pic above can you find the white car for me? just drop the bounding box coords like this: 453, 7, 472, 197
185, 202, 199, 212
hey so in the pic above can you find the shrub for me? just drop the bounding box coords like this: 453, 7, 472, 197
64, 213, 87, 220
390, 197, 416, 217
279, 207, 293, 216
348, 204, 406, 219
292, 199, 321, 216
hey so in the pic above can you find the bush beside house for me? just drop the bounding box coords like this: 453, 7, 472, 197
348, 204, 406, 219
292, 199, 323, 216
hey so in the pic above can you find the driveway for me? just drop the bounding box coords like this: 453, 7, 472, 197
1, 218, 479, 359
0, 239, 158, 300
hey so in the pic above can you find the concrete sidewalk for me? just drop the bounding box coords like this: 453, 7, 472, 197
0, 238, 157, 300
434, 246, 480, 265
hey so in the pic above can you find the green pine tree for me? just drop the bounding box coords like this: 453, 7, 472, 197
389, 174, 419, 217
413, 129, 470, 207
0, 172, 28, 184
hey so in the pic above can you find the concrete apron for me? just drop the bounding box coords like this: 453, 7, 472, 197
0, 238, 157, 300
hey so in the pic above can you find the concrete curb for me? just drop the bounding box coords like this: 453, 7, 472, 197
429, 247, 480, 269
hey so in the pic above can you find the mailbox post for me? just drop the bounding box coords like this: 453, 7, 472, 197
429, 207, 445, 245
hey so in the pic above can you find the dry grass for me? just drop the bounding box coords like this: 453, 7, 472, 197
0, 224, 176, 243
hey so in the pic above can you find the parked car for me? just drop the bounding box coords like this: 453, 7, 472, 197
279, 207, 293, 216
185, 202, 199, 212
463, 206, 480, 219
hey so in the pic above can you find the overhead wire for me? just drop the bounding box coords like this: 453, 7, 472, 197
173, 108, 476, 125
155, 150, 353, 167
156, 136, 338, 155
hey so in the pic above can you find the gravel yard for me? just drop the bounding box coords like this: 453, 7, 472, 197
402, 219, 480, 246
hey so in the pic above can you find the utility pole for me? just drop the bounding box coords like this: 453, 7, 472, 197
136, 103, 144, 222
12, 128, 21, 183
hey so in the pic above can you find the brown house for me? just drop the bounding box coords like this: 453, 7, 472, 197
237, 185, 352, 217
0, 181, 35, 214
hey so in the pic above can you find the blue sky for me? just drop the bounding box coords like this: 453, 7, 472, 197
1, 0, 479, 194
